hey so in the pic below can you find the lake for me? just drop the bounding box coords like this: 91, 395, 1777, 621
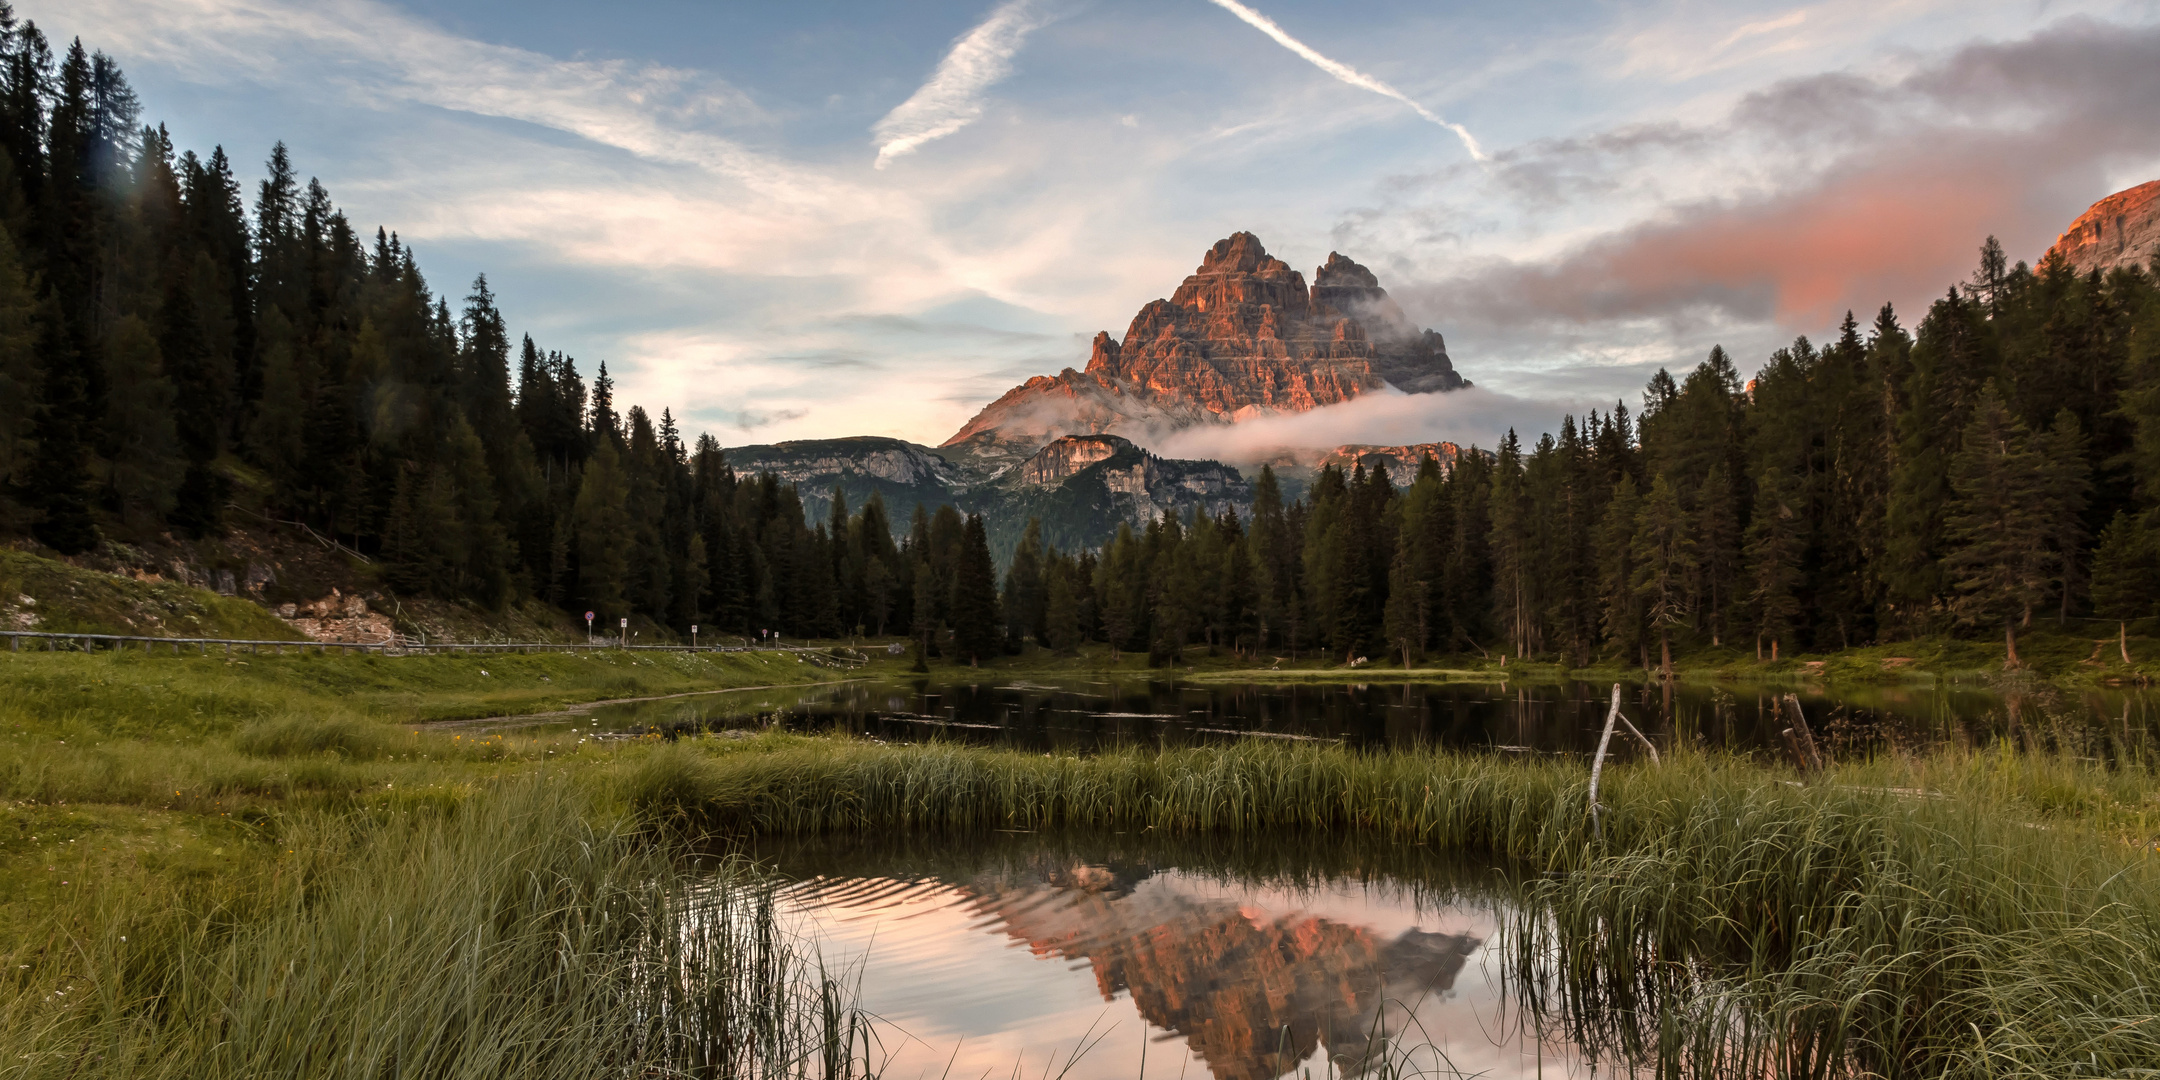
480, 674, 2160, 761
537, 672, 2158, 1077
739, 829, 1602, 1080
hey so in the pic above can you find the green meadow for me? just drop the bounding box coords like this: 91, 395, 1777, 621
1, 643, 2157, 1077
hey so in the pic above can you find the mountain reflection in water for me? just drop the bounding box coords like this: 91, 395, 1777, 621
760, 835, 1602, 1080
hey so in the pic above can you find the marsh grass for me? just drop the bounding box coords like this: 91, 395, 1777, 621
1, 781, 869, 1080
651, 735, 2160, 1077
9, 642, 2160, 1078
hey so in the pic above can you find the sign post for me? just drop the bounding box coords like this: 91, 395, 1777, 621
691, 624, 698, 651
619, 617, 628, 649
585, 611, 594, 646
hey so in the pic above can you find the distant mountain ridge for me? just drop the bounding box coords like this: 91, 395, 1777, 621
721, 433, 1244, 561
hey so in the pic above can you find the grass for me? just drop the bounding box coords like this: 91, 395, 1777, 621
3, 781, 869, 1080
0, 647, 874, 1080
5, 641, 2160, 1078
0, 547, 301, 640
630, 732, 2160, 1078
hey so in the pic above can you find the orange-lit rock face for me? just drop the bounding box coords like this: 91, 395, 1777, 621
2046, 180, 2160, 276
969, 863, 1480, 1080
944, 233, 1463, 456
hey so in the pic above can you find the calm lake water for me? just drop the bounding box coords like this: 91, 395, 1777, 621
740, 830, 1602, 1080
513, 673, 2159, 1076
489, 675, 2160, 761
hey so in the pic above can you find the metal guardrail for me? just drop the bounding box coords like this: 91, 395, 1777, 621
0, 631, 870, 667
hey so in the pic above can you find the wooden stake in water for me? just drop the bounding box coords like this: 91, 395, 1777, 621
1782, 693, 1824, 772
1588, 683, 1621, 839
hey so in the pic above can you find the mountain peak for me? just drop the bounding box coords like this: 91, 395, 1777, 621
2046, 180, 2160, 276
1195, 231, 1294, 277
943, 233, 1466, 459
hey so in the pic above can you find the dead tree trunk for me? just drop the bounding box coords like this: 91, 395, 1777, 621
1781, 693, 1824, 772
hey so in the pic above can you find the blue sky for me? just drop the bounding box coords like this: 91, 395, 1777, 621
42, 0, 2160, 451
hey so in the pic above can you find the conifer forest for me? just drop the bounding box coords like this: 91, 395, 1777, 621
8, 15, 2160, 667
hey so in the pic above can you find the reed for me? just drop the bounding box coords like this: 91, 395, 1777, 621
0, 779, 868, 1080
646, 736, 2160, 1077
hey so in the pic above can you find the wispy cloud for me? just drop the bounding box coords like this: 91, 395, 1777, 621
1204, 0, 1487, 161
872, 0, 1060, 169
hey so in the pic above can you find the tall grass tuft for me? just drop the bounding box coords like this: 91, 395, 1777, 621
2, 780, 868, 1080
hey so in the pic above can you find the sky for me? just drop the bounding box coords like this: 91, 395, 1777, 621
36, 0, 2160, 452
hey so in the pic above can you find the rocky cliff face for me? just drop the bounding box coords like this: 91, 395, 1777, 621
721, 432, 1245, 562
2046, 180, 2160, 276
1320, 442, 1470, 479
943, 233, 1465, 460
722, 436, 965, 523
1000, 434, 1249, 555
1016, 433, 1126, 486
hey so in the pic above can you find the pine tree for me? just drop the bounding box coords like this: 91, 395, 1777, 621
26, 296, 96, 553
1631, 474, 1695, 677
1045, 561, 1082, 655
0, 221, 37, 530
573, 439, 632, 623
1597, 475, 1643, 665
950, 513, 1001, 665
1942, 384, 2057, 666
1694, 462, 1741, 646
1745, 464, 1805, 660
101, 315, 182, 531
2091, 512, 2159, 620
1003, 517, 1047, 646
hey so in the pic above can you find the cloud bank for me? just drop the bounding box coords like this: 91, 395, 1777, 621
1357, 15, 2160, 399
1144, 386, 1591, 464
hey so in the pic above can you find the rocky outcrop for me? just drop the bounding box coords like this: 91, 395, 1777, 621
722, 436, 969, 524
2046, 180, 2160, 276
943, 233, 1465, 459
1320, 442, 1472, 479
965, 863, 1481, 1080
1017, 434, 1132, 486
999, 434, 1249, 555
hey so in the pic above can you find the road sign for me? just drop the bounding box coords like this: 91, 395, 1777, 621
584, 611, 594, 622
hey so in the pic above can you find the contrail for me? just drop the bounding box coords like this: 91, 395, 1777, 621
1205, 0, 1487, 161
873, 0, 1056, 168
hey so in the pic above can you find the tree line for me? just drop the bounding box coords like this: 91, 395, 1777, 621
4, 15, 2158, 662
1000, 236, 2160, 669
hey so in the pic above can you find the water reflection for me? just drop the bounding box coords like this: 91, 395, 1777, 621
484, 676, 2160, 758
746, 832, 1605, 1080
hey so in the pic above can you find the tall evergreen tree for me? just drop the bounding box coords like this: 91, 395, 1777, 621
1631, 474, 1695, 677
1941, 384, 2061, 666
950, 513, 1001, 665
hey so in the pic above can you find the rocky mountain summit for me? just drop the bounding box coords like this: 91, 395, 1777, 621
942, 233, 1466, 462
2046, 180, 2160, 276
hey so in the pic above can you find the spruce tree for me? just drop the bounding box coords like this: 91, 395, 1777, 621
26, 296, 96, 553
1745, 464, 1805, 660
1631, 474, 1696, 677
1694, 462, 1741, 646
1045, 561, 1082, 654
101, 315, 181, 531
0, 221, 37, 530
2091, 512, 2159, 619
573, 439, 632, 623
1941, 384, 2057, 666
950, 513, 1001, 665
1003, 517, 1046, 646
1597, 475, 1642, 665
